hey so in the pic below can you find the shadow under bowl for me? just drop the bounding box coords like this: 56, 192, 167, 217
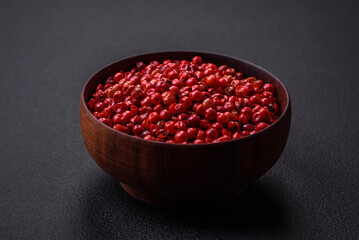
80, 51, 291, 207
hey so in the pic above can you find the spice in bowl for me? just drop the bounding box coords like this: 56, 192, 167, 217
87, 56, 280, 144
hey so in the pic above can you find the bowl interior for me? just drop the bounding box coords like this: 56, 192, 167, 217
82, 51, 290, 142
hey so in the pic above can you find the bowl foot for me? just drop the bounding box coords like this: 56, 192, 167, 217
120, 182, 247, 207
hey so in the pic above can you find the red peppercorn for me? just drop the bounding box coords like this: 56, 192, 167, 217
156, 81, 170, 93
104, 98, 115, 107
238, 113, 250, 124
111, 103, 123, 114
228, 96, 237, 104
195, 104, 206, 115
120, 111, 132, 124
235, 87, 248, 97
174, 121, 187, 131
132, 125, 144, 135
113, 124, 128, 133
192, 56, 203, 65
205, 137, 213, 143
213, 135, 231, 143
126, 123, 135, 133
249, 94, 261, 105
249, 130, 259, 135
199, 119, 211, 129
122, 85, 135, 97
141, 119, 152, 130
159, 109, 171, 120
211, 122, 224, 134
180, 96, 192, 109
153, 104, 164, 113
144, 135, 155, 141
101, 106, 113, 118
113, 91, 124, 103
193, 139, 204, 144
204, 107, 217, 121
187, 114, 201, 127
186, 77, 198, 86
240, 107, 252, 117
156, 129, 168, 139
268, 103, 279, 114
194, 71, 204, 79
216, 105, 225, 113
171, 78, 184, 88
129, 105, 139, 116
179, 72, 191, 81
169, 85, 180, 95
162, 91, 176, 106
136, 62, 145, 71
258, 108, 271, 118
223, 102, 235, 112
240, 130, 249, 137
227, 121, 240, 132
140, 130, 151, 138
140, 106, 152, 115
252, 111, 267, 124
202, 98, 214, 108
164, 121, 176, 135
112, 114, 121, 124
131, 115, 142, 125
190, 90, 202, 102
196, 130, 206, 140
204, 68, 215, 76
206, 75, 218, 88
243, 123, 255, 131
150, 93, 162, 105
256, 122, 268, 130
187, 127, 197, 139
94, 102, 105, 112
93, 112, 101, 119
99, 117, 112, 127
171, 103, 185, 115
217, 112, 230, 125
148, 112, 160, 123
229, 110, 238, 121
140, 97, 153, 107
168, 104, 176, 115
150, 124, 160, 136
206, 128, 218, 139
222, 128, 231, 137
262, 83, 275, 94
262, 91, 273, 98
167, 70, 179, 79
241, 98, 251, 107
260, 98, 270, 107
232, 132, 241, 139
178, 113, 188, 121
87, 98, 97, 110
243, 83, 254, 96
114, 72, 124, 83
175, 131, 189, 143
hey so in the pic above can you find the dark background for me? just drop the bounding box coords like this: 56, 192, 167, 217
1, 0, 358, 239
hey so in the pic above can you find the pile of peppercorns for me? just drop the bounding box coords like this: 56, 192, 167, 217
87, 56, 280, 144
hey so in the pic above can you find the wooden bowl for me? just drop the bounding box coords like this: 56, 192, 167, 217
80, 51, 291, 206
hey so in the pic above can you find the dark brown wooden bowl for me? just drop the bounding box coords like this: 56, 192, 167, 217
80, 51, 291, 207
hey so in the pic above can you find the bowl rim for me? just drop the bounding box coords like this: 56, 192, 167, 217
81, 50, 291, 147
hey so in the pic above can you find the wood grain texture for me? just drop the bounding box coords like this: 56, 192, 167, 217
79, 51, 291, 206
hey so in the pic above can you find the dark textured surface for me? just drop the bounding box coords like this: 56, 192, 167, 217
1, 0, 358, 239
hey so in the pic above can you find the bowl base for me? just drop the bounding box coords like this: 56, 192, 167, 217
120, 182, 247, 207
